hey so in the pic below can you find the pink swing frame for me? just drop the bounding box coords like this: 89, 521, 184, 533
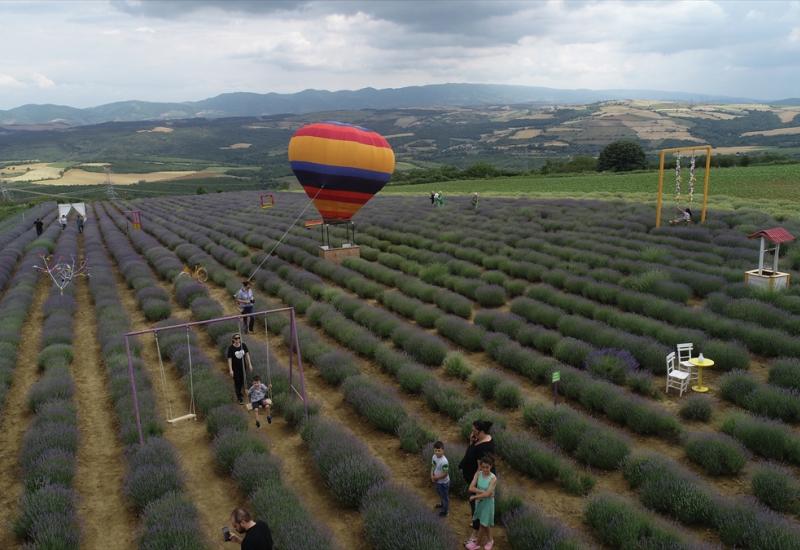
123, 307, 308, 445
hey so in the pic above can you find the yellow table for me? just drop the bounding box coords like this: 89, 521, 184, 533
689, 357, 714, 392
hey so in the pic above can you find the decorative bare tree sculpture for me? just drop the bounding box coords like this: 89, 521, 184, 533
33, 254, 90, 294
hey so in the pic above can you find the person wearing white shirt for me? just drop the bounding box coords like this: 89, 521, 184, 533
235, 280, 255, 333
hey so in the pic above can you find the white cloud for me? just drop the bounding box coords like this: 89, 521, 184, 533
0, 0, 799, 108
31, 72, 55, 89
0, 74, 24, 88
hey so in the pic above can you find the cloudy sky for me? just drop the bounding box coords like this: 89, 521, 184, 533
0, 0, 798, 109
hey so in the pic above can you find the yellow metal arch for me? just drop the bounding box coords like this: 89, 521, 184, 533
655, 145, 712, 228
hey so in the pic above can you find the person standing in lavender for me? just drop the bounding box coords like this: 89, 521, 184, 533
235, 280, 255, 333
431, 441, 450, 517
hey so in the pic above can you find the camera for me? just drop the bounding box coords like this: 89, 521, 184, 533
222, 526, 231, 542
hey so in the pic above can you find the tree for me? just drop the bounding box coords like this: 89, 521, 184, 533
597, 140, 646, 172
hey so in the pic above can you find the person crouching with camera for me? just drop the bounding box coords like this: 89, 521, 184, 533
225, 507, 273, 549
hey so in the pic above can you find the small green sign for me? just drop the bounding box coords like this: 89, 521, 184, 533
552, 371, 560, 383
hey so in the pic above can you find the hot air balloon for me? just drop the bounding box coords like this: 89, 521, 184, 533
289, 122, 395, 223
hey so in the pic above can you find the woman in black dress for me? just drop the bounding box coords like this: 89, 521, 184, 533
458, 420, 495, 548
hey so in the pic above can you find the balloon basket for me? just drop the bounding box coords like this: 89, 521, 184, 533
319, 245, 360, 264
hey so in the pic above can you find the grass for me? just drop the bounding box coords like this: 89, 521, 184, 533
382, 164, 800, 218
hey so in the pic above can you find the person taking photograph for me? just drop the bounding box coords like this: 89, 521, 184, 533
225, 507, 273, 549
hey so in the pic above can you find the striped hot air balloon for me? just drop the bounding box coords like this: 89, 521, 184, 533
288, 122, 395, 222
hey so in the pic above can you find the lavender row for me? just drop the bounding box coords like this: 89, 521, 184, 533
89, 206, 208, 549
0, 218, 61, 417
117, 201, 478, 547
99, 202, 340, 549
719, 370, 800, 424
623, 453, 800, 549
522, 267, 799, 360
195, 220, 599, 495
178, 198, 688, 445
95, 206, 172, 321
132, 200, 594, 545
15, 225, 81, 547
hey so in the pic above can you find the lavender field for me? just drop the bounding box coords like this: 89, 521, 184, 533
0, 192, 799, 549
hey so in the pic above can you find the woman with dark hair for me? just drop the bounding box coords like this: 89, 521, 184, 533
458, 420, 495, 548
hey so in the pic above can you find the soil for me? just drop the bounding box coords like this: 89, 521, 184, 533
0, 276, 49, 547
106, 231, 361, 550
111, 259, 240, 550
199, 284, 366, 549
195, 284, 364, 550
131, 203, 795, 548
72, 254, 135, 549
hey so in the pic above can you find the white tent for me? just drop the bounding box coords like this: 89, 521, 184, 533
58, 203, 87, 219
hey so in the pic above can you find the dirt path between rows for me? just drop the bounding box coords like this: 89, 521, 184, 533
100, 200, 357, 548
0, 276, 49, 547
151, 205, 724, 544
112, 259, 238, 550
203, 275, 514, 547
72, 248, 136, 550
199, 284, 365, 549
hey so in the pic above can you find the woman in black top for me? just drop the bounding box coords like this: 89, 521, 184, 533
458, 419, 495, 546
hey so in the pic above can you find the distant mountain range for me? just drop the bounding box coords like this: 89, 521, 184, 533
0, 83, 779, 127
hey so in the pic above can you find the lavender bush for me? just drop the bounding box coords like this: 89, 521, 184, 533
582, 348, 639, 386
361, 482, 457, 550
721, 413, 800, 464
769, 358, 800, 391
584, 493, 692, 549
302, 418, 388, 508
684, 432, 749, 476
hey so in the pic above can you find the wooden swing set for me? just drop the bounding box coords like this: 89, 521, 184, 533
123, 307, 308, 445
655, 145, 712, 228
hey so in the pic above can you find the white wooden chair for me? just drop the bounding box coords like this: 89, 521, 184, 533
676, 343, 698, 383
666, 351, 690, 396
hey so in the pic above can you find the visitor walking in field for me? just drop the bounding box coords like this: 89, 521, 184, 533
459, 420, 495, 547
467, 456, 497, 550
227, 333, 252, 404
226, 507, 273, 549
76, 214, 85, 233
247, 374, 272, 428
60, 213, 67, 230
33, 218, 43, 236
430, 191, 436, 205
471, 192, 479, 211
235, 280, 256, 333
431, 441, 450, 517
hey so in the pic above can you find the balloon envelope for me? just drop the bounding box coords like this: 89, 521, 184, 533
288, 122, 395, 222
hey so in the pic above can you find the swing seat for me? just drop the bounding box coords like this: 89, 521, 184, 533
245, 398, 273, 411
167, 413, 197, 424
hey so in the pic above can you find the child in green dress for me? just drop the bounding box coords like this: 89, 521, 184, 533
467, 456, 496, 550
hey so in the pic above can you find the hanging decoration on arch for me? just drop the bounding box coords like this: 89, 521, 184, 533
688, 154, 696, 203
288, 122, 395, 222
33, 254, 90, 295
674, 154, 682, 203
